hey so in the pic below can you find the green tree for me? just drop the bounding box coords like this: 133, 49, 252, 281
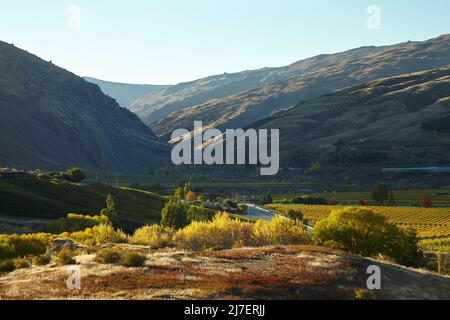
174, 187, 183, 200
183, 181, 192, 199
371, 183, 389, 203
285, 209, 304, 222
312, 207, 421, 266
160, 199, 188, 229
66, 167, 86, 183
100, 194, 118, 226
388, 192, 396, 205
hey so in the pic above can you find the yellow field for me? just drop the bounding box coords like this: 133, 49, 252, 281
267, 204, 450, 239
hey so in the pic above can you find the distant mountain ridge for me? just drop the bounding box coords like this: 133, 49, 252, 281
83, 77, 169, 109
0, 41, 169, 173
150, 34, 450, 141
252, 66, 450, 168
130, 46, 388, 125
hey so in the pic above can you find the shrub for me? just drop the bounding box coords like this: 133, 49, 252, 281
47, 214, 109, 234
355, 289, 376, 300
94, 248, 121, 264
32, 254, 51, 266
0, 233, 54, 260
312, 207, 421, 266
13, 257, 30, 269
129, 225, 173, 248
122, 252, 146, 267
284, 209, 304, 221
54, 248, 76, 265
174, 213, 254, 251
69, 224, 126, 245
174, 212, 307, 251
253, 216, 307, 246
66, 167, 86, 183
0, 260, 15, 273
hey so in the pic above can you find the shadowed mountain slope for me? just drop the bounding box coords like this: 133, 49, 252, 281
0, 41, 169, 173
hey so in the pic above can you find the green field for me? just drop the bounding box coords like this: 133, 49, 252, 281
0, 178, 168, 231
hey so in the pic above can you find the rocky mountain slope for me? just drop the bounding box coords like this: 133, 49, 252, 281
0, 41, 169, 173
252, 66, 450, 169
84, 77, 169, 109
152, 34, 450, 141
130, 44, 390, 125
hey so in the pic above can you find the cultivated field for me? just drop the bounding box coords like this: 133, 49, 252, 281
268, 204, 450, 239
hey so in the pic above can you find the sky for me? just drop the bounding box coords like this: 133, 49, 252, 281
1, 0, 449, 85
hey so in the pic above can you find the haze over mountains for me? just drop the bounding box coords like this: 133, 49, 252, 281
0, 41, 168, 173
145, 34, 450, 141
84, 77, 169, 109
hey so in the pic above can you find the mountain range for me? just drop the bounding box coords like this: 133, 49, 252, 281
0, 41, 169, 173
147, 34, 450, 141
1, 34, 449, 175
252, 66, 450, 169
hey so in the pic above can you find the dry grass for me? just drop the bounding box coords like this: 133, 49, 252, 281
0, 245, 449, 300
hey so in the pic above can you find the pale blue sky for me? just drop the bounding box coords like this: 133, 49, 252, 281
1, 0, 449, 84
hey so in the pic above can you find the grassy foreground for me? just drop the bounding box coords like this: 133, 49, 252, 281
1, 245, 449, 300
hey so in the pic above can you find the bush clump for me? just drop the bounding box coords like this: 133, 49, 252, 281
47, 214, 109, 234
122, 252, 146, 267
32, 254, 51, 266
312, 207, 421, 266
66, 224, 126, 245
94, 248, 121, 264
254, 216, 307, 246
0, 233, 54, 260
0, 260, 16, 273
13, 257, 31, 269
174, 212, 307, 251
54, 248, 76, 265
129, 225, 174, 248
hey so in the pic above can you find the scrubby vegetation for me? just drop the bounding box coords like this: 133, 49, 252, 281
64, 224, 127, 245
47, 213, 109, 234
129, 225, 174, 248
122, 252, 146, 267
174, 213, 307, 251
0, 233, 54, 260
312, 207, 421, 266
94, 248, 121, 264
54, 248, 76, 265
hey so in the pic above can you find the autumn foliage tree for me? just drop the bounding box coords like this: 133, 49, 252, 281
312, 207, 421, 266
186, 191, 197, 202
422, 196, 433, 208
